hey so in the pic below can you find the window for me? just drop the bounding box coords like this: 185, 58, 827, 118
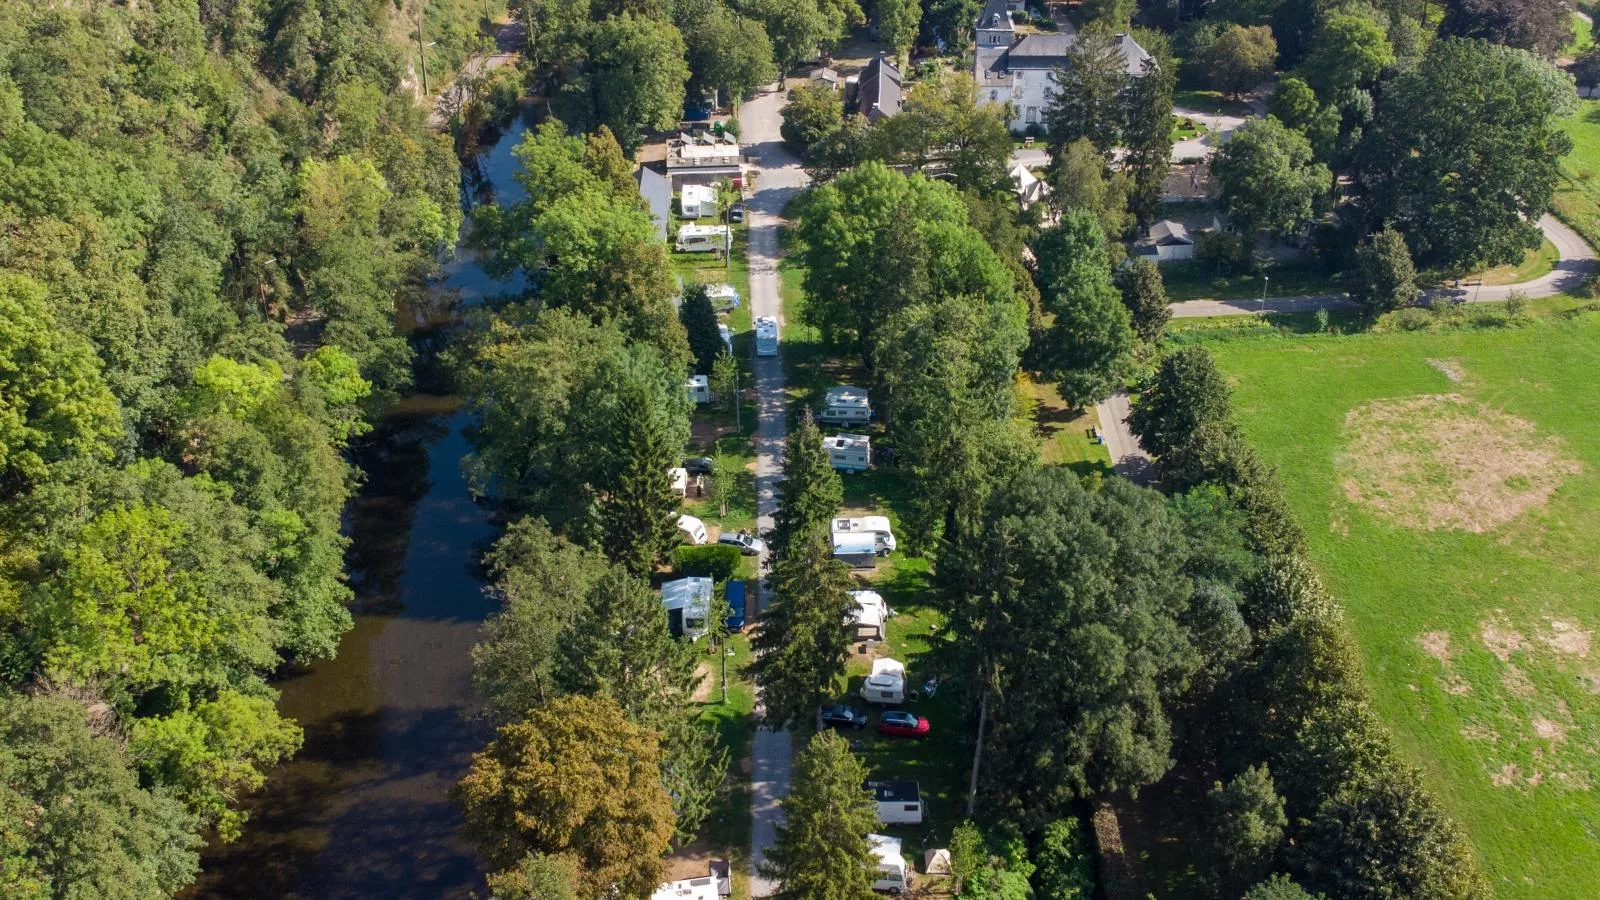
1025, 106, 1039, 124
989, 90, 999, 101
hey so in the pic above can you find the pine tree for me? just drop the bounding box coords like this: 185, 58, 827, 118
680, 284, 724, 375
763, 731, 880, 900
750, 533, 856, 729
595, 352, 686, 578
1113, 258, 1172, 345
771, 410, 843, 560
557, 569, 698, 727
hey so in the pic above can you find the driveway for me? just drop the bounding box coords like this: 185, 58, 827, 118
1171, 105, 1252, 161
740, 85, 808, 899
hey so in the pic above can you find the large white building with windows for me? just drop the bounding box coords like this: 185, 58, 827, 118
973, 0, 1151, 132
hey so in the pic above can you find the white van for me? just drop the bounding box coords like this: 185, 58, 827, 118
831, 516, 896, 554
823, 433, 870, 472
676, 514, 709, 545
676, 224, 730, 253
755, 316, 779, 357
868, 834, 912, 895
819, 385, 872, 426
860, 658, 906, 705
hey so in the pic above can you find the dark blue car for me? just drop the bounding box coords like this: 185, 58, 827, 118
724, 580, 746, 632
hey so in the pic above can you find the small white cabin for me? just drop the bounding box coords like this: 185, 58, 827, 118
755, 316, 779, 357
661, 576, 713, 640
847, 589, 887, 640
831, 515, 896, 553
869, 834, 912, 895
819, 385, 872, 425
860, 658, 906, 705
865, 781, 924, 825
677, 513, 709, 545
686, 374, 712, 404
670, 467, 689, 498
823, 433, 871, 472
680, 184, 718, 218
676, 224, 731, 253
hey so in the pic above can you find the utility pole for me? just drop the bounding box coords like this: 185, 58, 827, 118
417, 1, 430, 97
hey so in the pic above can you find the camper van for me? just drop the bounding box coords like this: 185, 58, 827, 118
680, 184, 718, 218
755, 316, 779, 357
847, 590, 887, 640
823, 433, 871, 472
670, 467, 689, 498
832, 531, 879, 569
868, 834, 913, 895
677, 514, 709, 545
860, 658, 906, 705
819, 385, 872, 426
660, 576, 713, 640
831, 516, 896, 554
686, 374, 712, 404
864, 781, 924, 825
676, 224, 730, 253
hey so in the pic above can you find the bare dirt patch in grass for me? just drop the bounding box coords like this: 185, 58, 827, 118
1420, 630, 1455, 662
1339, 394, 1582, 533
1533, 716, 1568, 741
1493, 763, 1524, 787
1542, 619, 1593, 658
1482, 617, 1528, 661
1426, 357, 1467, 382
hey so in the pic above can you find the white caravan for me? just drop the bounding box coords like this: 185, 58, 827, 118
676, 514, 709, 545
676, 224, 730, 253
660, 576, 713, 640
868, 834, 912, 895
685, 374, 712, 404
831, 515, 896, 554
679, 183, 718, 218
822, 433, 871, 472
754, 316, 779, 357
819, 385, 872, 426
860, 658, 906, 705
865, 781, 924, 825
847, 590, 888, 640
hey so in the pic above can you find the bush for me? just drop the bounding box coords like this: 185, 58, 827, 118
1503, 291, 1527, 320
672, 544, 741, 581
1387, 307, 1433, 331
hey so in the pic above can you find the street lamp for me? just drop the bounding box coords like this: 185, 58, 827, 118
1261, 274, 1269, 316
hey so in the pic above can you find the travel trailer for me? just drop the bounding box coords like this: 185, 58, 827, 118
676, 224, 730, 253
706, 283, 740, 310
660, 576, 713, 640
847, 590, 888, 640
864, 781, 924, 825
831, 516, 896, 554
680, 183, 718, 218
819, 385, 872, 426
677, 514, 709, 545
832, 531, 879, 569
869, 834, 912, 895
686, 374, 712, 404
823, 433, 871, 472
670, 467, 689, 498
650, 876, 720, 900
755, 316, 779, 357
860, 658, 906, 705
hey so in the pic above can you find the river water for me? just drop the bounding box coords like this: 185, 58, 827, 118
189, 118, 531, 899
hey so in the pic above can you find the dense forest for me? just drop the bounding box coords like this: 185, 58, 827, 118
0, 0, 480, 893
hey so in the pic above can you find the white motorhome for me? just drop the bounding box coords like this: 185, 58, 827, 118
823, 433, 871, 472
680, 183, 718, 218
670, 467, 689, 498
868, 834, 913, 895
677, 514, 709, 545
860, 658, 906, 705
686, 374, 712, 404
847, 590, 888, 640
651, 876, 720, 900
865, 781, 924, 825
676, 224, 731, 253
819, 385, 872, 426
661, 576, 713, 640
831, 516, 896, 554
832, 531, 879, 569
755, 316, 779, 357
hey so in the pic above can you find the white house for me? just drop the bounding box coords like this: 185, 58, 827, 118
865, 781, 924, 825
680, 183, 718, 219
831, 516, 896, 553
676, 224, 731, 253
819, 385, 871, 426
651, 876, 720, 900
860, 657, 906, 704
686, 374, 713, 404
974, 0, 1151, 132
677, 513, 709, 545
1134, 219, 1196, 262
869, 834, 913, 895
661, 576, 713, 640
847, 589, 888, 640
823, 433, 871, 473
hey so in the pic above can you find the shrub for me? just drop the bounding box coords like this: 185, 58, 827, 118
671, 544, 741, 581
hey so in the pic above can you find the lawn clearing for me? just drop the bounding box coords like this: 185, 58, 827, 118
1555, 99, 1600, 251
1020, 376, 1112, 476
1199, 314, 1600, 899
1162, 257, 1345, 303
1469, 237, 1560, 286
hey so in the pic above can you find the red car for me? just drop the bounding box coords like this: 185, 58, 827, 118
877, 710, 930, 738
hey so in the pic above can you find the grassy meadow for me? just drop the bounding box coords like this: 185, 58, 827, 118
1202, 313, 1600, 899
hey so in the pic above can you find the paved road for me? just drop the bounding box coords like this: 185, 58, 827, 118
1170, 104, 1250, 161
1093, 391, 1155, 484
742, 85, 808, 899
425, 21, 525, 129
1170, 215, 1597, 318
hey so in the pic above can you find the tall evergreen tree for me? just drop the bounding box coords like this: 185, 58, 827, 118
763, 731, 880, 900
772, 410, 845, 559
1032, 212, 1137, 409
1113, 258, 1172, 345
750, 534, 856, 729
680, 284, 724, 376
1044, 30, 1130, 153
1121, 47, 1177, 225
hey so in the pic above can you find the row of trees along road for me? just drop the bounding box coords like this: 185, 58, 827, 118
451, 113, 731, 895
0, 0, 479, 892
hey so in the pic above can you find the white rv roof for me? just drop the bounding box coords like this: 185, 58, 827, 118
650, 876, 720, 900
687, 374, 709, 387
679, 224, 730, 238
677, 513, 705, 530
706, 283, 738, 299
848, 592, 885, 629
870, 658, 905, 678
824, 385, 871, 408
681, 183, 716, 204
833, 532, 877, 554
660, 576, 713, 613
670, 467, 688, 491
868, 834, 904, 866
823, 434, 870, 452
832, 515, 892, 534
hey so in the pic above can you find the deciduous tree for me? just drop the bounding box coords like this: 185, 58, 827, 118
1298, 13, 1394, 97
1203, 25, 1278, 98
782, 83, 846, 158
1130, 347, 1233, 458
1032, 213, 1137, 409
1441, 0, 1573, 57
1349, 228, 1417, 314
1212, 116, 1332, 239
555, 13, 690, 154
1209, 765, 1288, 880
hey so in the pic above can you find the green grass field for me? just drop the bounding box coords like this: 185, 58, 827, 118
1556, 99, 1600, 251
1201, 313, 1600, 899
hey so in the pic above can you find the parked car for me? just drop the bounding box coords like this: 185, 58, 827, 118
718, 531, 768, 555
683, 457, 715, 476
729, 203, 746, 223
877, 710, 930, 738
819, 704, 869, 730
724, 580, 747, 632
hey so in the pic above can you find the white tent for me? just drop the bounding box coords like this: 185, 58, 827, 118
847, 590, 887, 639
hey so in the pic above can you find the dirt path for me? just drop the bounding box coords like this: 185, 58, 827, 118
425, 20, 525, 129
1093, 391, 1155, 485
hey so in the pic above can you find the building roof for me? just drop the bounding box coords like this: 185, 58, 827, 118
681, 183, 716, 204
858, 54, 904, 122
1146, 219, 1194, 246
636, 166, 670, 241
977, 0, 1014, 31
824, 385, 871, 409
809, 65, 841, 85
865, 781, 921, 804
678, 224, 730, 239
1003, 32, 1152, 76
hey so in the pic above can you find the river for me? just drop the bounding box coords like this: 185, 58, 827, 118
189, 117, 531, 899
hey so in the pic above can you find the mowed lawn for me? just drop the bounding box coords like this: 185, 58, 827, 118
1205, 316, 1600, 899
